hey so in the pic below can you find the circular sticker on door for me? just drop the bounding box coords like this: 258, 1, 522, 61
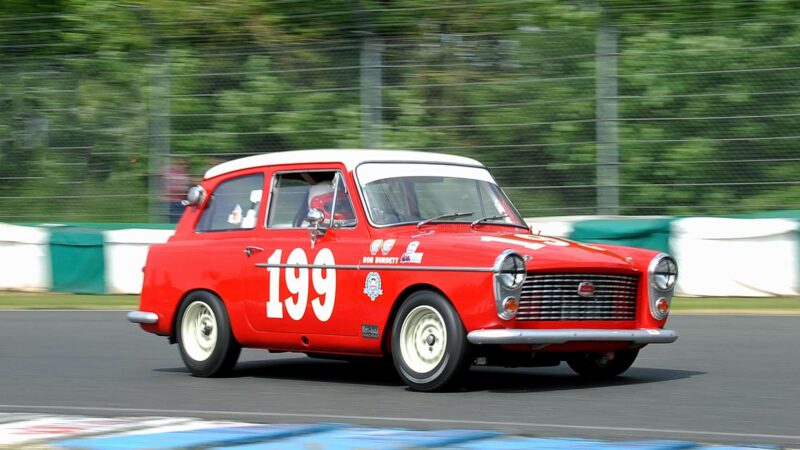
363, 272, 383, 301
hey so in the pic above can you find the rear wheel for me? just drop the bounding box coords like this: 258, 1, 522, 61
176, 291, 241, 377
567, 349, 639, 380
391, 291, 470, 391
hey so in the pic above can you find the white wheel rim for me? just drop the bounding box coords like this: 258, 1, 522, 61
399, 305, 447, 374
181, 301, 218, 362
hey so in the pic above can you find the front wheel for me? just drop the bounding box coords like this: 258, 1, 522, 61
176, 291, 241, 377
566, 349, 639, 380
391, 291, 470, 391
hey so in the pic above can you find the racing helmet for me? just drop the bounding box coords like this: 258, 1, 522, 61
308, 181, 355, 221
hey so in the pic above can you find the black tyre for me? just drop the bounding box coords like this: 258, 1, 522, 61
566, 349, 639, 380
176, 291, 241, 377
391, 290, 470, 391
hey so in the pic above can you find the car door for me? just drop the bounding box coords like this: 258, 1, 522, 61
184, 169, 267, 315
241, 166, 367, 340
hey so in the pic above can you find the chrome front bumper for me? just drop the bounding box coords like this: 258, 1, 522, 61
126, 311, 159, 324
467, 328, 678, 345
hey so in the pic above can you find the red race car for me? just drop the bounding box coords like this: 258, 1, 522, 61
128, 149, 678, 391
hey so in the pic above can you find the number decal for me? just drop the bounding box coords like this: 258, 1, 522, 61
311, 248, 336, 322
265, 248, 337, 321
284, 248, 309, 320
266, 250, 283, 318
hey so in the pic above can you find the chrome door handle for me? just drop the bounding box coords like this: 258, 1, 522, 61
244, 246, 264, 257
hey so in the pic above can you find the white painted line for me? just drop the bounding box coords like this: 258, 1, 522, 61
0, 404, 797, 443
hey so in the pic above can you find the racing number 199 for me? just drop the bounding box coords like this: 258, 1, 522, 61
265, 248, 336, 321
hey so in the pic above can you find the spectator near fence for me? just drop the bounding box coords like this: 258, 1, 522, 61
162, 159, 191, 223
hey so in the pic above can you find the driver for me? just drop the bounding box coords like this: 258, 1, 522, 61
305, 181, 355, 228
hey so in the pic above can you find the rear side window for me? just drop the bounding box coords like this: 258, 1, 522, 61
197, 174, 264, 232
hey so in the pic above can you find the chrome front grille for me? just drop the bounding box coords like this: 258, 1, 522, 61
517, 273, 639, 321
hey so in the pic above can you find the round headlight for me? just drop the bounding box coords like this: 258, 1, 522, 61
498, 252, 526, 289
652, 256, 678, 291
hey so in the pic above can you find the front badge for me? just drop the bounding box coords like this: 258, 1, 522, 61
364, 272, 383, 301
577, 282, 595, 298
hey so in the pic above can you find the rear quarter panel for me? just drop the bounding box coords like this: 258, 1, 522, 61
138, 235, 249, 339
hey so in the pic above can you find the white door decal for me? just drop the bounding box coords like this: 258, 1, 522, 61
265, 248, 337, 322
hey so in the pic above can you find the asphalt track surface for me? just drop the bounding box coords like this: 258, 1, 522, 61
1, 312, 798, 447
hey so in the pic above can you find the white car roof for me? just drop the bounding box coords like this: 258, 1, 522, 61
204, 149, 483, 179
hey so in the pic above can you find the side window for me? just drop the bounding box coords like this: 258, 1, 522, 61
196, 174, 264, 232
267, 171, 356, 229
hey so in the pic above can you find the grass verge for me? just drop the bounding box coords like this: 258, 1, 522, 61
0, 292, 138, 310
1, 292, 799, 314
670, 296, 800, 314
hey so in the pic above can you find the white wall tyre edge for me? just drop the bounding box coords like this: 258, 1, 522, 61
176, 291, 241, 377
391, 290, 470, 392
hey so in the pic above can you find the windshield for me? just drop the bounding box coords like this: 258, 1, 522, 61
356, 163, 526, 228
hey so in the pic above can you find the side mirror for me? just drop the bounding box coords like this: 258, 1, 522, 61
307, 208, 327, 248
181, 185, 206, 207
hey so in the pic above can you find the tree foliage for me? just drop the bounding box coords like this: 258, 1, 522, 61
1, 0, 799, 221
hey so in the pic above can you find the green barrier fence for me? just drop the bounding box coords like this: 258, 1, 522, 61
570, 218, 673, 254
48, 227, 107, 294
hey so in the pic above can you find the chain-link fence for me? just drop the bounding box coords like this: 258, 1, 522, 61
1, 2, 799, 222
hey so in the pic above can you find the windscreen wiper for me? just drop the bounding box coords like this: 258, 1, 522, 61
416, 211, 474, 229
470, 213, 509, 228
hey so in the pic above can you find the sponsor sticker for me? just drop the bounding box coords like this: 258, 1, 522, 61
241, 209, 257, 228
370, 239, 383, 256
381, 239, 396, 255
227, 204, 243, 225
401, 240, 423, 264
373, 256, 399, 264
361, 324, 380, 339
363, 272, 383, 301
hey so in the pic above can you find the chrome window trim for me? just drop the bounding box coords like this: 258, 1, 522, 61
264, 168, 358, 230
